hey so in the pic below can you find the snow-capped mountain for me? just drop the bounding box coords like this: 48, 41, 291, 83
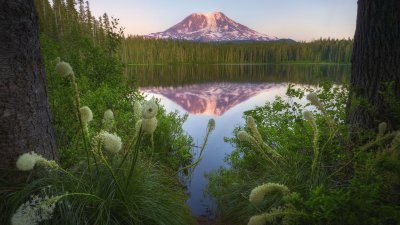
146, 12, 279, 42
140, 83, 284, 116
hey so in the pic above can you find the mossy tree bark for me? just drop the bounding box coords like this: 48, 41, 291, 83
347, 0, 400, 133
0, 0, 57, 173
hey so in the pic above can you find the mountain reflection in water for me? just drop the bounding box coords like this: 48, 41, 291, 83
140, 82, 290, 217
134, 64, 350, 217
140, 83, 284, 116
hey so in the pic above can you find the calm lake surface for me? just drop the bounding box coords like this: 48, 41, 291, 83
129, 64, 350, 217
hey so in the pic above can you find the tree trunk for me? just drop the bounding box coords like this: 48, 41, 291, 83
0, 0, 57, 172
347, 0, 400, 133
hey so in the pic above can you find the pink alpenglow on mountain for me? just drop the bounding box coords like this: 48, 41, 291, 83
146, 12, 279, 42
140, 83, 284, 116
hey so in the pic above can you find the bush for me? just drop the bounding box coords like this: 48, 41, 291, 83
207, 84, 400, 225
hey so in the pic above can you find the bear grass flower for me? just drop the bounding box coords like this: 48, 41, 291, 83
302, 110, 315, 122
237, 130, 254, 143
248, 214, 267, 225
100, 131, 122, 153
16, 152, 45, 171
102, 109, 114, 131
16, 152, 59, 171
249, 183, 290, 204
306, 93, 321, 107
133, 101, 142, 120
11, 195, 61, 225
142, 118, 158, 135
103, 109, 114, 121
378, 122, 387, 137
55, 61, 73, 78
79, 106, 93, 124
141, 99, 158, 119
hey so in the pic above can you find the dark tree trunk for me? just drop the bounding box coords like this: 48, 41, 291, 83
347, 0, 400, 133
0, 0, 57, 172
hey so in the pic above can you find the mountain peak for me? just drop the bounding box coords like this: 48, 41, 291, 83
146, 12, 279, 42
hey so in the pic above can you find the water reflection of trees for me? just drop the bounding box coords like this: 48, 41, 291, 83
129, 64, 350, 87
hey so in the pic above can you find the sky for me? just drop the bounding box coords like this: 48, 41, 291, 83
89, 0, 358, 42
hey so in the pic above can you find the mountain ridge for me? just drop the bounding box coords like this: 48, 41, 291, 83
146, 12, 281, 42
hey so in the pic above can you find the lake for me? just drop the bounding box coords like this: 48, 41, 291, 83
128, 64, 350, 217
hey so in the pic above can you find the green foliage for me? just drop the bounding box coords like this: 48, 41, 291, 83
121, 37, 353, 65
207, 84, 400, 225
1, 58, 195, 224
0, 2, 198, 224
3, 155, 194, 225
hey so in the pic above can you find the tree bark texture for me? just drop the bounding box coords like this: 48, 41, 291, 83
347, 0, 400, 132
0, 0, 57, 172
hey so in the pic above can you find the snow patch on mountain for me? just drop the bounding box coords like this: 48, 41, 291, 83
146, 12, 280, 42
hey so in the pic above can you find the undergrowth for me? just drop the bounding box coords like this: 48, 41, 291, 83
207, 83, 400, 225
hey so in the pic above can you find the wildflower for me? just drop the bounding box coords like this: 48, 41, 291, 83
246, 116, 257, 131
249, 183, 290, 204
207, 118, 216, 132
55, 61, 73, 78
378, 122, 387, 137
246, 116, 264, 144
100, 131, 122, 153
248, 214, 267, 225
141, 99, 158, 119
11, 195, 59, 225
16, 152, 43, 171
16, 152, 59, 171
306, 93, 320, 106
237, 130, 253, 143
79, 106, 93, 124
102, 109, 114, 131
302, 111, 315, 122
103, 109, 114, 121
133, 101, 142, 120
142, 118, 158, 134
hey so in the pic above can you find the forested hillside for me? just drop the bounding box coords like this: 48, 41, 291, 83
120, 36, 352, 65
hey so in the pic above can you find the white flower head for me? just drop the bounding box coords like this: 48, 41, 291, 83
133, 101, 142, 119
103, 109, 114, 121
248, 214, 267, 225
306, 92, 319, 104
237, 130, 253, 143
55, 61, 73, 78
16, 152, 44, 171
142, 118, 158, 134
249, 183, 290, 204
246, 116, 257, 130
102, 109, 114, 131
100, 131, 122, 153
378, 122, 387, 135
141, 99, 158, 119
11, 195, 59, 225
79, 106, 93, 124
303, 111, 315, 122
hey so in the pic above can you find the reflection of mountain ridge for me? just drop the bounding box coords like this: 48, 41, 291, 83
141, 83, 284, 116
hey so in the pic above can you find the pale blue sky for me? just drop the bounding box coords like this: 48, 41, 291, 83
89, 0, 357, 41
